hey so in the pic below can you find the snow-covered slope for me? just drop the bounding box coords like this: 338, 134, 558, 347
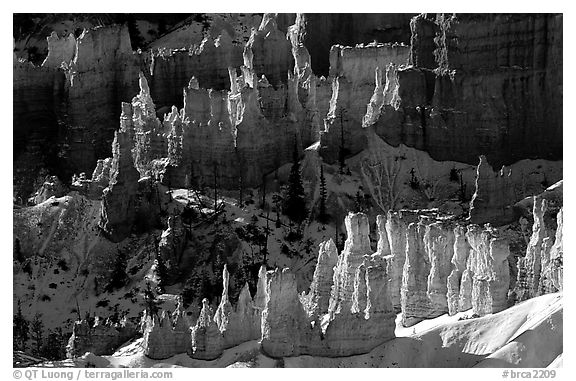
44, 292, 561, 368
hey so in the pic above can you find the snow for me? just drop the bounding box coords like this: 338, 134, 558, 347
49, 292, 561, 368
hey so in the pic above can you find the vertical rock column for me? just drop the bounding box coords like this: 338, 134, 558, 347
189, 299, 224, 360
260, 268, 309, 357
466, 226, 510, 316
424, 221, 454, 315
469, 155, 516, 226
549, 208, 563, 292
383, 211, 410, 311
401, 221, 434, 327
99, 129, 140, 242
304, 239, 338, 319
143, 312, 177, 360
329, 212, 372, 317
447, 225, 471, 315
516, 196, 551, 300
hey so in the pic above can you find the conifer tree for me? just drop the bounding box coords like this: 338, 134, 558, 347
143, 281, 160, 319
154, 249, 168, 294
283, 141, 307, 223
319, 164, 328, 222
30, 313, 44, 356
106, 249, 128, 292
13, 300, 29, 351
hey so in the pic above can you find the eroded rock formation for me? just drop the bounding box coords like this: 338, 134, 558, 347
66, 316, 136, 358
370, 14, 562, 168
468, 155, 516, 226
141, 265, 268, 360
515, 191, 564, 300
28, 175, 69, 205
261, 213, 396, 357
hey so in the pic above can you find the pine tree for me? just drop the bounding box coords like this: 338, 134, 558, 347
106, 249, 128, 292
14, 239, 24, 262
143, 281, 160, 319
13, 300, 29, 351
338, 109, 347, 174
30, 313, 44, 356
283, 141, 307, 223
318, 164, 328, 222
154, 249, 168, 294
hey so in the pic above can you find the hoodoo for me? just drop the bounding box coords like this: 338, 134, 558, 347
13, 12, 563, 369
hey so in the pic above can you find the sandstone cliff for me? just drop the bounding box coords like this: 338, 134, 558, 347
515, 191, 563, 301
141, 265, 268, 360
468, 155, 516, 226
370, 14, 562, 168
261, 213, 396, 357
66, 316, 136, 358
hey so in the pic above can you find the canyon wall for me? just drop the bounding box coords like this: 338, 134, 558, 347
136, 202, 563, 359
370, 14, 562, 169
142, 266, 267, 360
14, 13, 563, 201
261, 212, 396, 357
66, 316, 136, 358
514, 192, 563, 301
290, 13, 415, 76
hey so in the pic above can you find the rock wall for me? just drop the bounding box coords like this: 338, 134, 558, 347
143, 305, 192, 360
291, 13, 415, 76
15, 14, 563, 202
63, 24, 141, 175
147, 31, 243, 109
141, 265, 267, 360
319, 43, 410, 163
447, 226, 471, 315
244, 14, 294, 87
378, 209, 514, 326
465, 225, 510, 316
329, 43, 409, 85
42, 32, 76, 68
468, 155, 516, 226
136, 204, 563, 358
261, 213, 396, 358
13, 57, 66, 199
515, 192, 563, 301
371, 13, 562, 168
124, 62, 309, 190
66, 316, 136, 358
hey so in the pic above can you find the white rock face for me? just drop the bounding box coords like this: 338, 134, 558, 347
303, 239, 338, 319
140, 203, 564, 359
466, 225, 510, 316
261, 213, 396, 357
447, 226, 471, 315
515, 192, 563, 299
548, 208, 563, 291
189, 299, 224, 360
424, 222, 454, 314
42, 32, 76, 68
214, 266, 261, 349
401, 221, 436, 326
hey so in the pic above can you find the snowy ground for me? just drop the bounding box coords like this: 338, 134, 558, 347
43, 292, 561, 368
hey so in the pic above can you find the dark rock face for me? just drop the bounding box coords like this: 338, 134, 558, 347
13, 59, 67, 199
468, 155, 516, 226
373, 13, 562, 169
13, 13, 563, 200
293, 13, 415, 76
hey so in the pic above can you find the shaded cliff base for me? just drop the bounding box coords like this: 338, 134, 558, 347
37, 292, 562, 368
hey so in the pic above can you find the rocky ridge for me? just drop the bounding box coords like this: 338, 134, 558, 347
14, 13, 562, 202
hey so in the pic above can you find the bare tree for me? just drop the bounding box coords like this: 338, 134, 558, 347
361, 152, 403, 212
